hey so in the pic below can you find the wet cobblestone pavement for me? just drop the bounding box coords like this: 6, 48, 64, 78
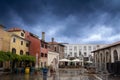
95, 74, 120, 80
0, 69, 120, 80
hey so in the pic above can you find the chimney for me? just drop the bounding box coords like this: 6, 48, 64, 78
42, 32, 45, 41
52, 37, 54, 42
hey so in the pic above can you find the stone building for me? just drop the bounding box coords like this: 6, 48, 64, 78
92, 41, 120, 73
48, 38, 59, 70
48, 38, 65, 59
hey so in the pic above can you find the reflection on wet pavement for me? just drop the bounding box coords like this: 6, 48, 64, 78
0, 69, 120, 80
58, 69, 96, 80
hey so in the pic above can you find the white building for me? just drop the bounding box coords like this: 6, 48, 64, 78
48, 51, 59, 70
63, 44, 107, 66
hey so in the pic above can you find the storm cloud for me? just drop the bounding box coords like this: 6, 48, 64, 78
0, 0, 120, 44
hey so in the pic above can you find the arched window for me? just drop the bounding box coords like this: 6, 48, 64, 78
55, 47, 57, 51
106, 52, 109, 63
79, 51, 81, 56
20, 50, 23, 55
100, 53, 102, 63
12, 48, 16, 54
113, 50, 118, 62
13, 38, 16, 43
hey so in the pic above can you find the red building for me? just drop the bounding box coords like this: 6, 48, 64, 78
40, 32, 48, 67
25, 31, 41, 68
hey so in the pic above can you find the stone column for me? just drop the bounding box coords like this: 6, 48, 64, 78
104, 52, 107, 73
99, 52, 102, 72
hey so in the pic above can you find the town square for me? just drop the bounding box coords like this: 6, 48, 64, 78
1, 0, 120, 80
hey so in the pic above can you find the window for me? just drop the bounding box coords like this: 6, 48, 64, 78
89, 46, 91, 50
48, 45, 50, 48
79, 51, 81, 55
70, 52, 72, 56
12, 48, 16, 54
84, 52, 87, 56
45, 45, 47, 49
41, 43, 44, 48
13, 38, 16, 43
74, 46, 77, 51
84, 57, 89, 61
69, 49, 72, 51
55, 47, 57, 51
26, 43, 29, 47
20, 50, 23, 55
21, 41, 23, 45
41, 53, 44, 57
45, 54, 47, 57
74, 52, 77, 57
84, 46, 86, 50
26, 52, 29, 55
21, 33, 24, 37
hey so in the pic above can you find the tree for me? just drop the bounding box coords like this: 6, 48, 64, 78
0, 51, 36, 71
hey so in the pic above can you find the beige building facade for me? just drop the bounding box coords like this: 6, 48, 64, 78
0, 25, 11, 52
8, 28, 29, 55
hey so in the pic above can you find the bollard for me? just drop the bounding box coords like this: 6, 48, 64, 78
25, 67, 30, 74
42, 68, 48, 80
30, 67, 35, 74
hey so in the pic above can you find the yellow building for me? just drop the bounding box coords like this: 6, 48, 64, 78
8, 28, 29, 55
0, 26, 29, 55
0, 26, 30, 69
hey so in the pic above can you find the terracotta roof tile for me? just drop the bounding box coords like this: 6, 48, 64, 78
8, 27, 22, 32
92, 41, 120, 52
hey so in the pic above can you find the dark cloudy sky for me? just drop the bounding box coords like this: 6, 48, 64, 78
0, 0, 120, 44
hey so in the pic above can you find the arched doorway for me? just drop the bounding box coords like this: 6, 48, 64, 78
12, 48, 16, 54
20, 50, 23, 55
106, 52, 109, 63
113, 50, 118, 62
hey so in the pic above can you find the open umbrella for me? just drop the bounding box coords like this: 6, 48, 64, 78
86, 61, 93, 63
59, 58, 71, 62
72, 59, 83, 62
